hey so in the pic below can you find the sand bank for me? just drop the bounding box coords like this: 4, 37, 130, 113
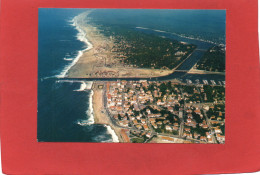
188, 67, 225, 75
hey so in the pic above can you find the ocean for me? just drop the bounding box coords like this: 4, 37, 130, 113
37, 9, 225, 142
38, 9, 117, 142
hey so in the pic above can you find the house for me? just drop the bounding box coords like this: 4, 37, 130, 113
133, 120, 138, 125
107, 94, 112, 102
187, 133, 193, 139
216, 134, 225, 143
152, 123, 158, 129
214, 128, 222, 134
163, 120, 170, 124
116, 106, 123, 112
208, 138, 213, 143
143, 124, 149, 130
122, 120, 129, 127
187, 114, 193, 119
136, 115, 141, 120
184, 127, 191, 132
146, 132, 152, 138
109, 106, 116, 111
167, 106, 174, 112
186, 109, 192, 113
136, 125, 143, 130
165, 125, 172, 131
206, 132, 211, 139
210, 115, 216, 120
157, 99, 163, 105
200, 136, 207, 142
194, 109, 201, 114
130, 116, 135, 121
202, 124, 208, 129
157, 121, 162, 125
172, 126, 178, 131
149, 118, 156, 123
154, 113, 161, 117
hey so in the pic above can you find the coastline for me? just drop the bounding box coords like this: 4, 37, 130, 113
91, 81, 129, 143
66, 12, 173, 79
61, 12, 128, 143
65, 12, 223, 80
57, 12, 93, 78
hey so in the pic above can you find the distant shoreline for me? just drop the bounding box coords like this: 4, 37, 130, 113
66, 12, 184, 79
66, 13, 224, 80
136, 26, 225, 47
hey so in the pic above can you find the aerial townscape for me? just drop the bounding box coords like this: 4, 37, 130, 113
38, 9, 226, 143
92, 79, 225, 143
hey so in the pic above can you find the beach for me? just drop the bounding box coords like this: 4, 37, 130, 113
62, 12, 131, 143
66, 12, 172, 79
91, 81, 130, 143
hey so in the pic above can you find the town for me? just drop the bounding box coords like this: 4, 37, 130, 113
104, 80, 225, 143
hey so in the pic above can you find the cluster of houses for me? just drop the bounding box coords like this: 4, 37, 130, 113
106, 81, 182, 135
208, 105, 225, 144
182, 105, 215, 143
105, 80, 225, 144
182, 87, 202, 104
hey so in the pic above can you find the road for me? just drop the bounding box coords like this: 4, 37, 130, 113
195, 86, 217, 143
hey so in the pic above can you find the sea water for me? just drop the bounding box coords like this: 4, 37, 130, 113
37, 8, 115, 142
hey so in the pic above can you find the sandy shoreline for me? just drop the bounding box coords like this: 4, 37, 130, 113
63, 12, 130, 142
91, 82, 129, 143
188, 67, 225, 75
65, 12, 224, 79
66, 12, 172, 79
